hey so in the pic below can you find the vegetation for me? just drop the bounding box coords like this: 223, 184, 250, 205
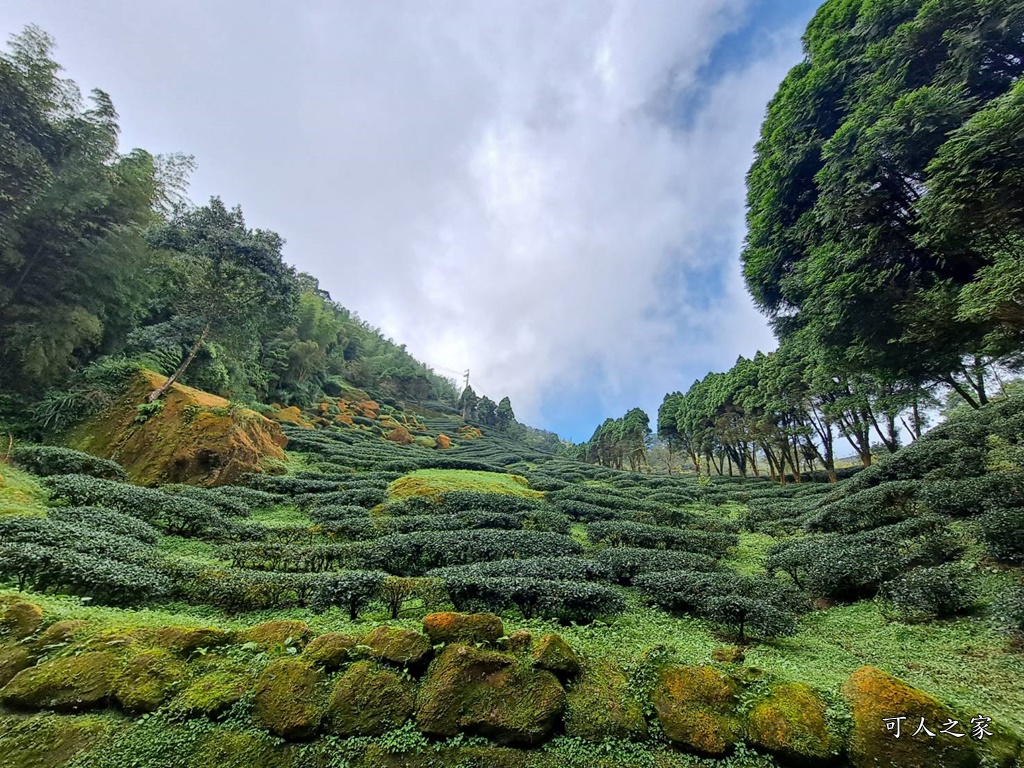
1, 3, 1024, 766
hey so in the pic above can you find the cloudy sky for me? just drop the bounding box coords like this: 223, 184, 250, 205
4, 0, 821, 441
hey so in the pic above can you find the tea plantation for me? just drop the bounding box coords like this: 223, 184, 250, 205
1, 391, 1023, 768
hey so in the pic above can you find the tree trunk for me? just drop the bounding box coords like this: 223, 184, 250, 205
147, 324, 210, 403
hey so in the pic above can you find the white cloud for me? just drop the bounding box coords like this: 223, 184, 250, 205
2, 1, 805, 428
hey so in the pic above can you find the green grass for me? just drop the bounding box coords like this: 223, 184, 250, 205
156, 536, 223, 564
721, 532, 778, 576
387, 468, 545, 499
0, 462, 48, 517
247, 505, 312, 527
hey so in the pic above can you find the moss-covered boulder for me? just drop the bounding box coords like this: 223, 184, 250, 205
746, 681, 835, 762
240, 620, 311, 650
172, 660, 252, 718
303, 633, 359, 669
565, 659, 648, 742
416, 644, 566, 746
253, 659, 323, 739
0, 713, 113, 768
532, 634, 581, 678
653, 665, 742, 756
0, 651, 119, 711
0, 644, 32, 687
155, 625, 233, 655
842, 666, 978, 768
423, 612, 504, 646
113, 649, 186, 713
32, 620, 88, 652
68, 369, 288, 487
501, 630, 534, 654
326, 661, 415, 736
0, 598, 43, 640
194, 728, 290, 768
363, 625, 433, 671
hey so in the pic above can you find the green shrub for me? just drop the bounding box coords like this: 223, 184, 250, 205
430, 557, 611, 583
879, 563, 977, 621
978, 507, 1024, 563
593, 547, 719, 585
635, 570, 801, 642
587, 520, 736, 556
47, 505, 160, 544
443, 575, 626, 623
43, 475, 228, 537
309, 570, 386, 619
356, 530, 583, 576
11, 446, 128, 481
802, 480, 921, 534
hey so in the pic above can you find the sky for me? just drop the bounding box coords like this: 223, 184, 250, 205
3, 0, 822, 442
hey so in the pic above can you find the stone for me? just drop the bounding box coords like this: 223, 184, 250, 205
416, 644, 566, 746
532, 634, 581, 678
0, 651, 119, 711
423, 612, 504, 646
326, 661, 415, 736
652, 665, 742, 756
253, 659, 323, 740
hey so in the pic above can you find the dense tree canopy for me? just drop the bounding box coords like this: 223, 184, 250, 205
0, 26, 457, 431
743, 0, 1024, 405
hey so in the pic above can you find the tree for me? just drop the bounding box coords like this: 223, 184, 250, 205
457, 385, 479, 420
141, 198, 298, 401
0, 27, 168, 392
495, 396, 516, 432
743, 0, 1024, 406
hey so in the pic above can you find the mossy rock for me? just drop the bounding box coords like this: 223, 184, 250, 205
746, 681, 835, 762
155, 626, 233, 655
0, 713, 113, 768
326, 660, 415, 736
303, 633, 360, 669
172, 661, 251, 718
416, 644, 566, 746
253, 659, 323, 739
413, 436, 438, 449
0, 598, 43, 640
652, 664, 742, 756
500, 630, 533, 654
711, 646, 745, 664
0, 644, 32, 687
363, 625, 433, 671
0, 651, 119, 711
194, 728, 292, 768
532, 634, 581, 679
32, 620, 88, 652
436, 434, 452, 450
842, 666, 978, 768
83, 626, 154, 653
239, 620, 311, 650
423, 612, 503, 646
565, 659, 648, 742
113, 649, 186, 714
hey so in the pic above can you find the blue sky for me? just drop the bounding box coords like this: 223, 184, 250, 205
4, 0, 824, 443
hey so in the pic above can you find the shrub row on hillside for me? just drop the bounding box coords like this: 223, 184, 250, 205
43, 475, 228, 538
636, 569, 803, 642
587, 520, 737, 556
442, 574, 626, 623
11, 445, 128, 481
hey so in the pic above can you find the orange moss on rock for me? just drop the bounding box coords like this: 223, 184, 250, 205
652, 665, 742, 756
386, 425, 415, 445
68, 370, 288, 487
457, 425, 483, 439
354, 400, 380, 419
436, 434, 452, 449
842, 666, 978, 768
